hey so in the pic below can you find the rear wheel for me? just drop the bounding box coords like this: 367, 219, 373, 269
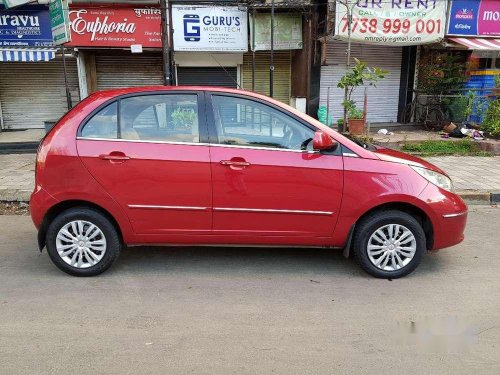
46, 207, 121, 276
353, 210, 426, 278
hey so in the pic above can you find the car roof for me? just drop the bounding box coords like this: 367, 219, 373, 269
91, 85, 263, 101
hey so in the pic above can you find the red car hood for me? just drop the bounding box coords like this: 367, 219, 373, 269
371, 145, 448, 176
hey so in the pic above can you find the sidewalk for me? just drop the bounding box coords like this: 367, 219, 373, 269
0, 153, 499, 203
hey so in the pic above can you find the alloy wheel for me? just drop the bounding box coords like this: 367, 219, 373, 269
367, 224, 417, 272
55, 220, 107, 269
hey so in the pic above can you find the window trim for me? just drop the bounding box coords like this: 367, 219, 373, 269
203, 92, 343, 155
77, 90, 209, 144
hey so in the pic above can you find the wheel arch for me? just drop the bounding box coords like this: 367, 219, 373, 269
37, 200, 124, 252
344, 201, 434, 257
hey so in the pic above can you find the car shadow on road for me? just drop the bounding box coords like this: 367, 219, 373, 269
112, 245, 363, 277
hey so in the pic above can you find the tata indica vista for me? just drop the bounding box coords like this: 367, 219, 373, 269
30, 87, 467, 278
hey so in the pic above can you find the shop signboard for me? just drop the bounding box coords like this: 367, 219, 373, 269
250, 13, 302, 51
0, 4, 53, 47
49, 0, 70, 45
335, 0, 447, 45
447, 0, 499, 37
172, 5, 248, 52
67, 6, 161, 48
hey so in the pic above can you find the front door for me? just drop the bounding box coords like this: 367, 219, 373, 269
207, 93, 344, 241
77, 92, 212, 235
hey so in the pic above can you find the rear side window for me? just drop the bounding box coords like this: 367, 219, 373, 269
120, 94, 199, 143
81, 102, 118, 139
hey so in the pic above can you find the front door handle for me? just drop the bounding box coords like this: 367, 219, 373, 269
99, 152, 130, 162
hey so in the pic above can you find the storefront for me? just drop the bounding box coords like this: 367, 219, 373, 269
0, 5, 79, 130
69, 4, 248, 95
67, 5, 164, 95
172, 5, 247, 88
320, 0, 447, 124
240, 12, 303, 105
446, 0, 500, 75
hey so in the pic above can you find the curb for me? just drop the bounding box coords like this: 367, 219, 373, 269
456, 191, 499, 205
1, 189, 498, 206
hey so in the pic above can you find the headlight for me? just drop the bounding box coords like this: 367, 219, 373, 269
411, 166, 454, 192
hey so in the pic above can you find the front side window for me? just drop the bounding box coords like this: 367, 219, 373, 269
120, 94, 199, 143
81, 102, 118, 139
211, 95, 315, 150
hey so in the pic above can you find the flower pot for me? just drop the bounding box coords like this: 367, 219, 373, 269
348, 118, 365, 135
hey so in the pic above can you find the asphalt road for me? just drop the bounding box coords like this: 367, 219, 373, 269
0, 207, 499, 375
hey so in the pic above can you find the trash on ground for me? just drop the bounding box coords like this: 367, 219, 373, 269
377, 128, 393, 135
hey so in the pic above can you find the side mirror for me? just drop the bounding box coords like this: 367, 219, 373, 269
313, 131, 337, 151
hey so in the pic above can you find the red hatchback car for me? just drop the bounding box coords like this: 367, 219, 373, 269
30, 86, 467, 278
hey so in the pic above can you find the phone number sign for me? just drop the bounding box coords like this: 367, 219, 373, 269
335, 0, 447, 45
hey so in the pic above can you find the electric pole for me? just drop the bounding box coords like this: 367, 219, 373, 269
160, 0, 172, 85
269, 0, 275, 98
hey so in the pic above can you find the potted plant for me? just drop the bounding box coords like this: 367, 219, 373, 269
337, 58, 387, 133
344, 100, 365, 134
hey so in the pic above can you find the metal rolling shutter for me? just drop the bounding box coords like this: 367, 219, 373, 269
96, 54, 163, 90
0, 58, 80, 130
177, 67, 238, 88
320, 42, 402, 123
242, 51, 291, 104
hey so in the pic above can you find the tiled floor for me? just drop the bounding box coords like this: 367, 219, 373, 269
0, 154, 498, 202
424, 156, 500, 191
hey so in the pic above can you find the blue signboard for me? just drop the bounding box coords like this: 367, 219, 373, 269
448, 0, 480, 36
0, 5, 54, 47
447, 0, 500, 37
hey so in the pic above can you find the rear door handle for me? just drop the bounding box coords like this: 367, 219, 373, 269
99, 152, 130, 161
220, 160, 251, 167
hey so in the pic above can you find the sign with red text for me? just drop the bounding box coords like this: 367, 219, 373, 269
67, 6, 161, 48
335, 0, 447, 45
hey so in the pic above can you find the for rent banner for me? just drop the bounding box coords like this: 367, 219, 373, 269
335, 0, 447, 45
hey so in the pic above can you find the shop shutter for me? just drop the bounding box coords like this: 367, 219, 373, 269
96, 54, 163, 90
177, 67, 238, 88
242, 51, 291, 104
319, 42, 402, 123
0, 58, 80, 130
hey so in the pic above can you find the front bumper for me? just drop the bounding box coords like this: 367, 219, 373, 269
418, 183, 468, 251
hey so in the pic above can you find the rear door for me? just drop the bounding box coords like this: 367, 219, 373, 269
207, 93, 344, 241
77, 91, 212, 235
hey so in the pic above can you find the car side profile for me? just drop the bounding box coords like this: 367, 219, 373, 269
30, 86, 467, 278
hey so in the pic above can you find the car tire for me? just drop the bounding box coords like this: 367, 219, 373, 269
352, 210, 426, 279
46, 207, 121, 276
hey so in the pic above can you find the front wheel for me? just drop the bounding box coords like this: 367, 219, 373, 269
45, 207, 121, 276
352, 210, 426, 278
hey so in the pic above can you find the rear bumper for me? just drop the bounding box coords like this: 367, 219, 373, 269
419, 184, 468, 251
30, 185, 58, 229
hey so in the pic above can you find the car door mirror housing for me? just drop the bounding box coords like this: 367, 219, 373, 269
313, 131, 337, 151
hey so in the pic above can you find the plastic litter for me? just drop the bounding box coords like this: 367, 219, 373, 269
377, 128, 393, 135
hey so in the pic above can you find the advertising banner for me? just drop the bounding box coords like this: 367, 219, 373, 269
49, 0, 71, 45
447, 0, 499, 37
250, 13, 302, 51
67, 6, 161, 48
172, 5, 248, 52
0, 5, 53, 47
335, 0, 447, 45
